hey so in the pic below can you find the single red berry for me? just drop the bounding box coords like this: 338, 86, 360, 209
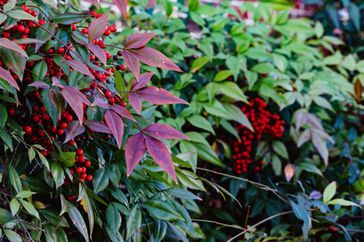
71, 24, 77, 31
57, 129, 64, 135
68, 140, 76, 146
104, 90, 112, 98
57, 47, 65, 54
8, 108, 15, 116
17, 25, 25, 32
81, 173, 87, 179
79, 155, 86, 163
86, 175, 93, 181
76, 167, 83, 174
76, 148, 83, 156
24, 125, 32, 134
60, 122, 68, 129
81, 28, 88, 34
85, 160, 91, 167
66, 114, 73, 122
104, 29, 111, 36
120, 64, 126, 71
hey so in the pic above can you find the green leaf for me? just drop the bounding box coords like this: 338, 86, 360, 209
3, 0, 16, 12
114, 70, 125, 96
68, 204, 89, 242
217, 82, 248, 101
20, 200, 40, 219
8, 165, 22, 193
272, 141, 288, 159
4, 229, 22, 242
328, 198, 361, 208
50, 162, 65, 189
7, 10, 37, 21
273, 54, 287, 72
93, 168, 109, 194
271, 155, 282, 176
15, 190, 35, 199
0, 127, 13, 150
252, 63, 275, 73
0, 208, 12, 224
106, 203, 122, 240
144, 200, 183, 221
53, 13, 89, 25
33, 60, 48, 80
191, 56, 209, 72
0, 48, 26, 79
223, 104, 253, 131
323, 181, 336, 204
126, 205, 141, 239
0, 13, 7, 25
59, 152, 76, 168
214, 70, 232, 82
28, 147, 36, 162
194, 143, 223, 167
10, 198, 20, 216
187, 115, 215, 134
0, 104, 7, 128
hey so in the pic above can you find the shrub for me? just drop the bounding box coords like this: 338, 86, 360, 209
0, 1, 204, 241
120, 1, 364, 240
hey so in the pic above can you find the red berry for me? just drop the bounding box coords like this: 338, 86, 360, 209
81, 167, 86, 173
81, 173, 87, 179
69, 140, 76, 146
104, 90, 112, 98
60, 122, 68, 129
8, 108, 15, 116
79, 155, 86, 163
76, 167, 83, 174
104, 29, 111, 36
24, 125, 32, 134
38, 19, 46, 25
57, 129, 64, 135
65, 114, 73, 122
86, 175, 93, 181
81, 28, 88, 34
71, 24, 77, 31
57, 47, 65, 54
17, 25, 25, 32
85, 160, 91, 167
76, 148, 83, 156
120, 64, 126, 71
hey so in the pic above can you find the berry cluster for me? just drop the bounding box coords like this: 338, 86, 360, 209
231, 98, 284, 174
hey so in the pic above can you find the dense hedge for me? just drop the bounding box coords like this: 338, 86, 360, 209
0, 0, 363, 241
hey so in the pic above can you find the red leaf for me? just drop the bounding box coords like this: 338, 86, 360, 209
111, 105, 135, 122
113, 0, 128, 19
145, 136, 176, 180
88, 14, 108, 41
0, 66, 19, 90
0, 38, 28, 58
132, 47, 182, 72
66, 60, 94, 78
122, 50, 140, 80
144, 124, 189, 140
29, 81, 50, 89
125, 33, 155, 49
92, 96, 109, 109
128, 92, 142, 113
284, 164, 295, 182
62, 86, 90, 123
125, 133, 146, 176
104, 110, 124, 148
138, 86, 188, 105
85, 120, 112, 134
52, 77, 64, 88
64, 121, 85, 143
131, 72, 154, 91
88, 43, 106, 65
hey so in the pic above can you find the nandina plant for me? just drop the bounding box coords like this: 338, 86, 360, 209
0, 1, 205, 241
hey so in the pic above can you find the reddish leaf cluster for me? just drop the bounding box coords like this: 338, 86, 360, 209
232, 98, 284, 174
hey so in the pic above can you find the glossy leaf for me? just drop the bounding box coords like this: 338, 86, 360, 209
62, 86, 90, 123
85, 120, 112, 134
144, 123, 189, 140
323, 181, 336, 204
88, 43, 106, 65
64, 121, 85, 143
0, 38, 28, 57
88, 14, 108, 41
0, 66, 19, 90
122, 50, 140, 80
125, 33, 155, 49
68, 204, 89, 242
104, 110, 124, 148
138, 86, 188, 105
66, 60, 94, 78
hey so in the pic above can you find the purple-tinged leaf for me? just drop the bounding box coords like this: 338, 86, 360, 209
29, 81, 50, 89
13, 38, 45, 44
131, 72, 154, 91
129, 92, 142, 113
122, 50, 140, 80
92, 95, 109, 109
64, 121, 85, 143
49, 90, 65, 121
125, 33, 155, 49
0, 38, 28, 58
104, 110, 124, 148
144, 124, 189, 140
88, 43, 107, 65
62, 86, 90, 123
0, 66, 19, 90
132, 47, 182, 72
145, 135, 176, 180
88, 14, 108, 41
66, 59, 94, 78
52, 77, 65, 88
85, 120, 112, 134
85, 0, 98, 7
125, 133, 146, 176
138, 86, 188, 105
113, 0, 128, 19
111, 105, 135, 122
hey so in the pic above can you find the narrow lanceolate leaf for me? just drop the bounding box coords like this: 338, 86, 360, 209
145, 136, 176, 180
13, 38, 44, 44
66, 59, 94, 78
122, 50, 140, 80
88, 14, 108, 41
128, 92, 142, 113
0, 48, 26, 80
125, 133, 146, 176
111, 105, 135, 121
144, 124, 189, 140
132, 72, 154, 90
0, 38, 28, 57
88, 43, 106, 65
323, 181, 336, 204
138, 86, 188, 105
85, 120, 112, 134
0, 66, 19, 90
29, 81, 50, 89
68, 204, 90, 242
113, 0, 128, 19
125, 33, 155, 49
132, 47, 183, 72
64, 121, 85, 143
62, 86, 90, 123
104, 110, 124, 148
